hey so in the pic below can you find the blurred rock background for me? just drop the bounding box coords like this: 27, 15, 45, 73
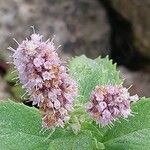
0, 0, 149, 99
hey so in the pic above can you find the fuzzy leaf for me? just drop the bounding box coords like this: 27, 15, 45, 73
5, 68, 18, 83
0, 101, 97, 150
5, 68, 27, 102
69, 55, 122, 103
48, 130, 95, 150
0, 101, 50, 150
102, 98, 150, 150
11, 85, 28, 101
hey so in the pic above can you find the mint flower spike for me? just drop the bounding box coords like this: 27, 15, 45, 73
86, 85, 139, 127
11, 31, 78, 129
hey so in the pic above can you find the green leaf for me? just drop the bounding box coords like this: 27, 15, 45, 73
81, 122, 106, 149
81, 122, 103, 141
69, 55, 122, 103
0, 101, 97, 150
48, 130, 95, 150
102, 98, 150, 150
5, 68, 18, 83
5, 68, 27, 102
11, 85, 28, 101
0, 101, 50, 150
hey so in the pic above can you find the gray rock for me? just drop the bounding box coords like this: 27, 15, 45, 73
0, 0, 110, 59
119, 66, 150, 97
111, 0, 150, 59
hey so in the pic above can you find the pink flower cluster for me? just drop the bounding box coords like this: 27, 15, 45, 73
12, 33, 77, 128
86, 85, 139, 126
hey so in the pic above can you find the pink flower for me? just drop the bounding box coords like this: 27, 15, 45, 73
44, 61, 52, 69
30, 34, 43, 42
42, 71, 55, 80
33, 57, 45, 67
26, 41, 38, 56
86, 85, 139, 127
11, 32, 78, 129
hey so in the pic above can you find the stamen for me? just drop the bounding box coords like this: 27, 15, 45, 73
13, 38, 20, 45
7, 47, 16, 52
50, 35, 55, 43
30, 25, 35, 34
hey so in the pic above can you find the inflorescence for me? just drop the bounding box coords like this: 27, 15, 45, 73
86, 85, 139, 127
11, 32, 77, 128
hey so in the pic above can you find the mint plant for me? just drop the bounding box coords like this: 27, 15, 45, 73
1, 32, 150, 150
